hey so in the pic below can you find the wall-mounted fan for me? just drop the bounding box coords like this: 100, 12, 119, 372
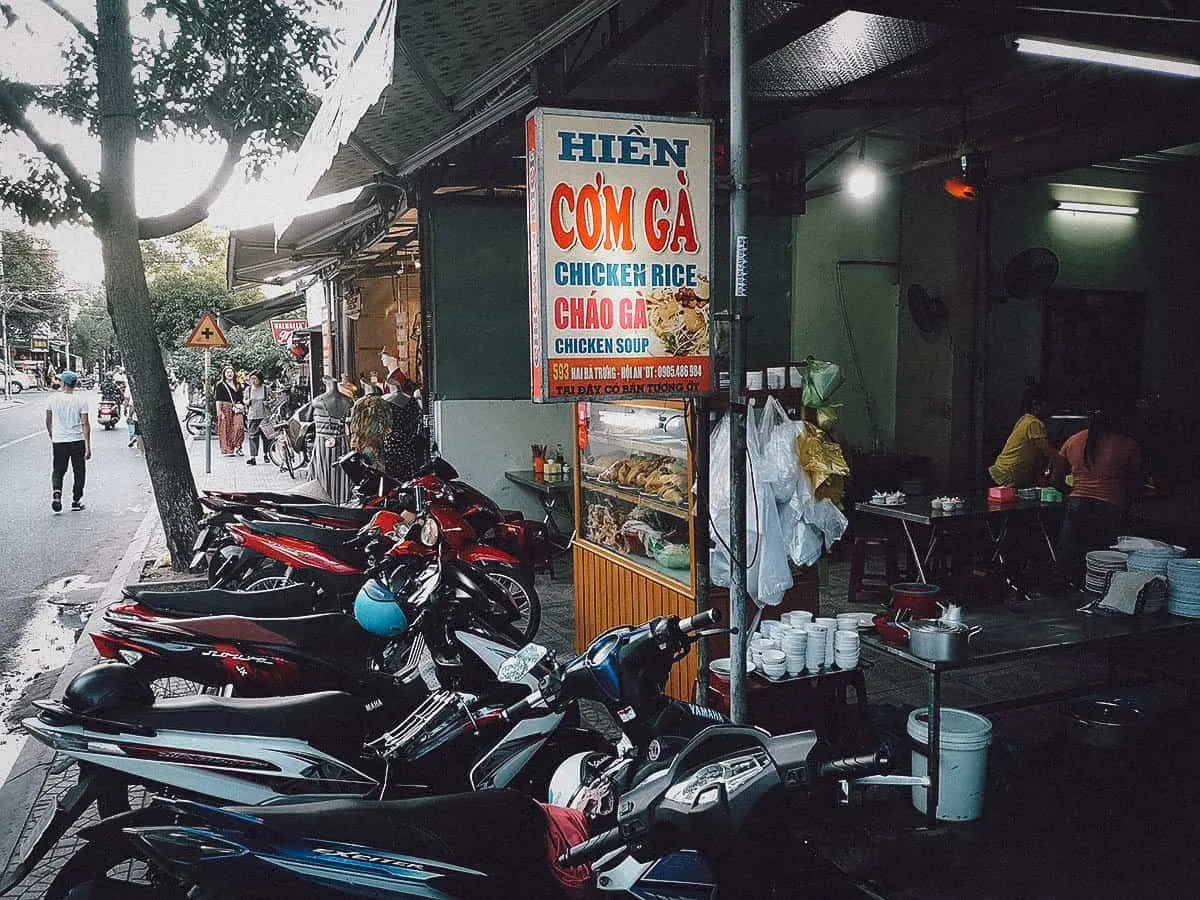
907, 284, 947, 335
1002, 247, 1059, 299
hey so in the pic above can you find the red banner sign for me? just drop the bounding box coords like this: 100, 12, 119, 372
270, 318, 308, 344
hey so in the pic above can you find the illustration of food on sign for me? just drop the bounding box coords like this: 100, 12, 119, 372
646, 276, 709, 357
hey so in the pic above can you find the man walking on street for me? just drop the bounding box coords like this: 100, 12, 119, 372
46, 371, 91, 512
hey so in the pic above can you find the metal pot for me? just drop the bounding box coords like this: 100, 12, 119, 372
1066, 699, 1145, 750
898, 619, 981, 663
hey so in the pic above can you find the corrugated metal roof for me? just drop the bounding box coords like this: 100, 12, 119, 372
308, 0, 610, 199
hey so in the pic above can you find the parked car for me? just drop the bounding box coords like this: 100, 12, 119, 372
0, 362, 37, 395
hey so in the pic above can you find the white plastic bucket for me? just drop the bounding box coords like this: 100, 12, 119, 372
908, 707, 993, 821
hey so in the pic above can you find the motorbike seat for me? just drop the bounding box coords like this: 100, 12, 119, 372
261, 503, 377, 525
230, 791, 557, 883
241, 519, 360, 548
120, 691, 366, 757
164, 613, 382, 656
204, 490, 321, 505
127, 584, 321, 618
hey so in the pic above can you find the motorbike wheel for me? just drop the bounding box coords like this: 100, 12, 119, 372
480, 567, 541, 641
184, 414, 204, 437
244, 574, 292, 591
44, 841, 184, 900
102, 423, 114, 431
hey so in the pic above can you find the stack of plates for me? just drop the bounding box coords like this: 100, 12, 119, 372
1167, 558, 1200, 618
1085, 550, 1128, 595
1127, 545, 1186, 579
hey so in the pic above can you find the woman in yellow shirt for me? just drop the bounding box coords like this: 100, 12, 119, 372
989, 385, 1056, 487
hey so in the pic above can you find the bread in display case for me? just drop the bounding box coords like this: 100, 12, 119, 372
576, 400, 694, 590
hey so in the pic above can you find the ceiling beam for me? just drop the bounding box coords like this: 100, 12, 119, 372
564, 0, 692, 92
452, 0, 623, 112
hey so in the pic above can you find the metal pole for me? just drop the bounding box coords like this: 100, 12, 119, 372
728, 0, 750, 725
1, 230, 8, 404
204, 348, 212, 474
1, 308, 10, 404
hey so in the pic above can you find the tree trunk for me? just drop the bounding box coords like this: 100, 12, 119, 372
95, 0, 199, 567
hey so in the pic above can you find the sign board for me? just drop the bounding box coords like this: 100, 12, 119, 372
270, 318, 309, 344
526, 108, 713, 402
30, 337, 49, 351
184, 311, 229, 349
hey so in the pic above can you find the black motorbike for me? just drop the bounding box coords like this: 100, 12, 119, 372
48, 725, 892, 899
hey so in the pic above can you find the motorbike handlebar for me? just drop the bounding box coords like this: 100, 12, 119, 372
817, 747, 892, 781
677, 608, 720, 635
558, 827, 624, 867
501, 689, 542, 723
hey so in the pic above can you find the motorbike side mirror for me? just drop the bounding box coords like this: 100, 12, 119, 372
498, 643, 549, 684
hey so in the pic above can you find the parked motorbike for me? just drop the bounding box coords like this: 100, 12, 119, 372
94, 511, 533, 700
198, 471, 540, 639
1, 562, 600, 898
96, 399, 121, 430
45, 725, 892, 899
195, 454, 546, 579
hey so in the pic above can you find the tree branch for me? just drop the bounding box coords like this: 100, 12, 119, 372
0, 80, 98, 214
137, 133, 247, 239
36, 0, 96, 45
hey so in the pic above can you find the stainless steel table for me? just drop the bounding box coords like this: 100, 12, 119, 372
860, 596, 1200, 823
855, 494, 1060, 588
504, 470, 574, 549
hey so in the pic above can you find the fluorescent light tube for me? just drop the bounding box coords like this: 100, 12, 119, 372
1052, 201, 1139, 216
1016, 37, 1200, 78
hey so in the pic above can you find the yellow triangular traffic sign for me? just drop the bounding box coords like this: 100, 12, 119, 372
185, 312, 229, 349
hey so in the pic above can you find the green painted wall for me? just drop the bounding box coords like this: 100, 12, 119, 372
792, 190, 901, 453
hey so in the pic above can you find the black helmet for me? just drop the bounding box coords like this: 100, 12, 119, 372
62, 663, 154, 715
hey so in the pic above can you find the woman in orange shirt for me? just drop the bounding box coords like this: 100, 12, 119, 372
1050, 402, 1143, 587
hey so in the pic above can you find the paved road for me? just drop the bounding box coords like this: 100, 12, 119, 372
0, 389, 154, 773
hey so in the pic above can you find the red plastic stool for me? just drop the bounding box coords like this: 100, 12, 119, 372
848, 535, 899, 603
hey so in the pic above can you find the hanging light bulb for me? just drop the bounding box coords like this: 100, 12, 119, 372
844, 137, 880, 200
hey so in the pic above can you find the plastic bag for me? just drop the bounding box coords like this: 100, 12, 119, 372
756, 396, 801, 504
709, 412, 794, 607
801, 360, 844, 407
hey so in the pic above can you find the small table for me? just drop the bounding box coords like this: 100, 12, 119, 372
855, 494, 1059, 589
504, 470, 574, 549
860, 597, 1200, 823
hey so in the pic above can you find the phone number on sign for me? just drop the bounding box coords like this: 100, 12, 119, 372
655, 364, 704, 378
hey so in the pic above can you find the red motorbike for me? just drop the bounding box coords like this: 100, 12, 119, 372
93, 512, 533, 709
193, 454, 548, 581
96, 399, 121, 430
133, 490, 540, 640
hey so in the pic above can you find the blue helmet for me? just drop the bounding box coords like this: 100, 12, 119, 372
353, 577, 409, 637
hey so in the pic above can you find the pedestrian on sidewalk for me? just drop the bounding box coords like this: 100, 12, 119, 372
45, 370, 91, 512
242, 371, 268, 465
214, 365, 245, 456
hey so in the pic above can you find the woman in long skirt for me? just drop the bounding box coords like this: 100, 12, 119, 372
214, 366, 245, 456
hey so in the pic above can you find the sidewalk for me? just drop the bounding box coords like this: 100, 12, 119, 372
0, 421, 304, 898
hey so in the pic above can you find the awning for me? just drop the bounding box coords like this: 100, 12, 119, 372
281, 0, 620, 220
221, 288, 308, 329
228, 185, 402, 290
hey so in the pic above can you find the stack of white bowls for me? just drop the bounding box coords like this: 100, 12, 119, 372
783, 610, 814, 629
805, 623, 828, 672
759, 648, 787, 679
781, 627, 808, 676
749, 633, 778, 669
835, 630, 860, 669
760, 619, 782, 641
815, 617, 837, 668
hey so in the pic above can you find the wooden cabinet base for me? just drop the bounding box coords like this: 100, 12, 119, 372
574, 542, 696, 699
